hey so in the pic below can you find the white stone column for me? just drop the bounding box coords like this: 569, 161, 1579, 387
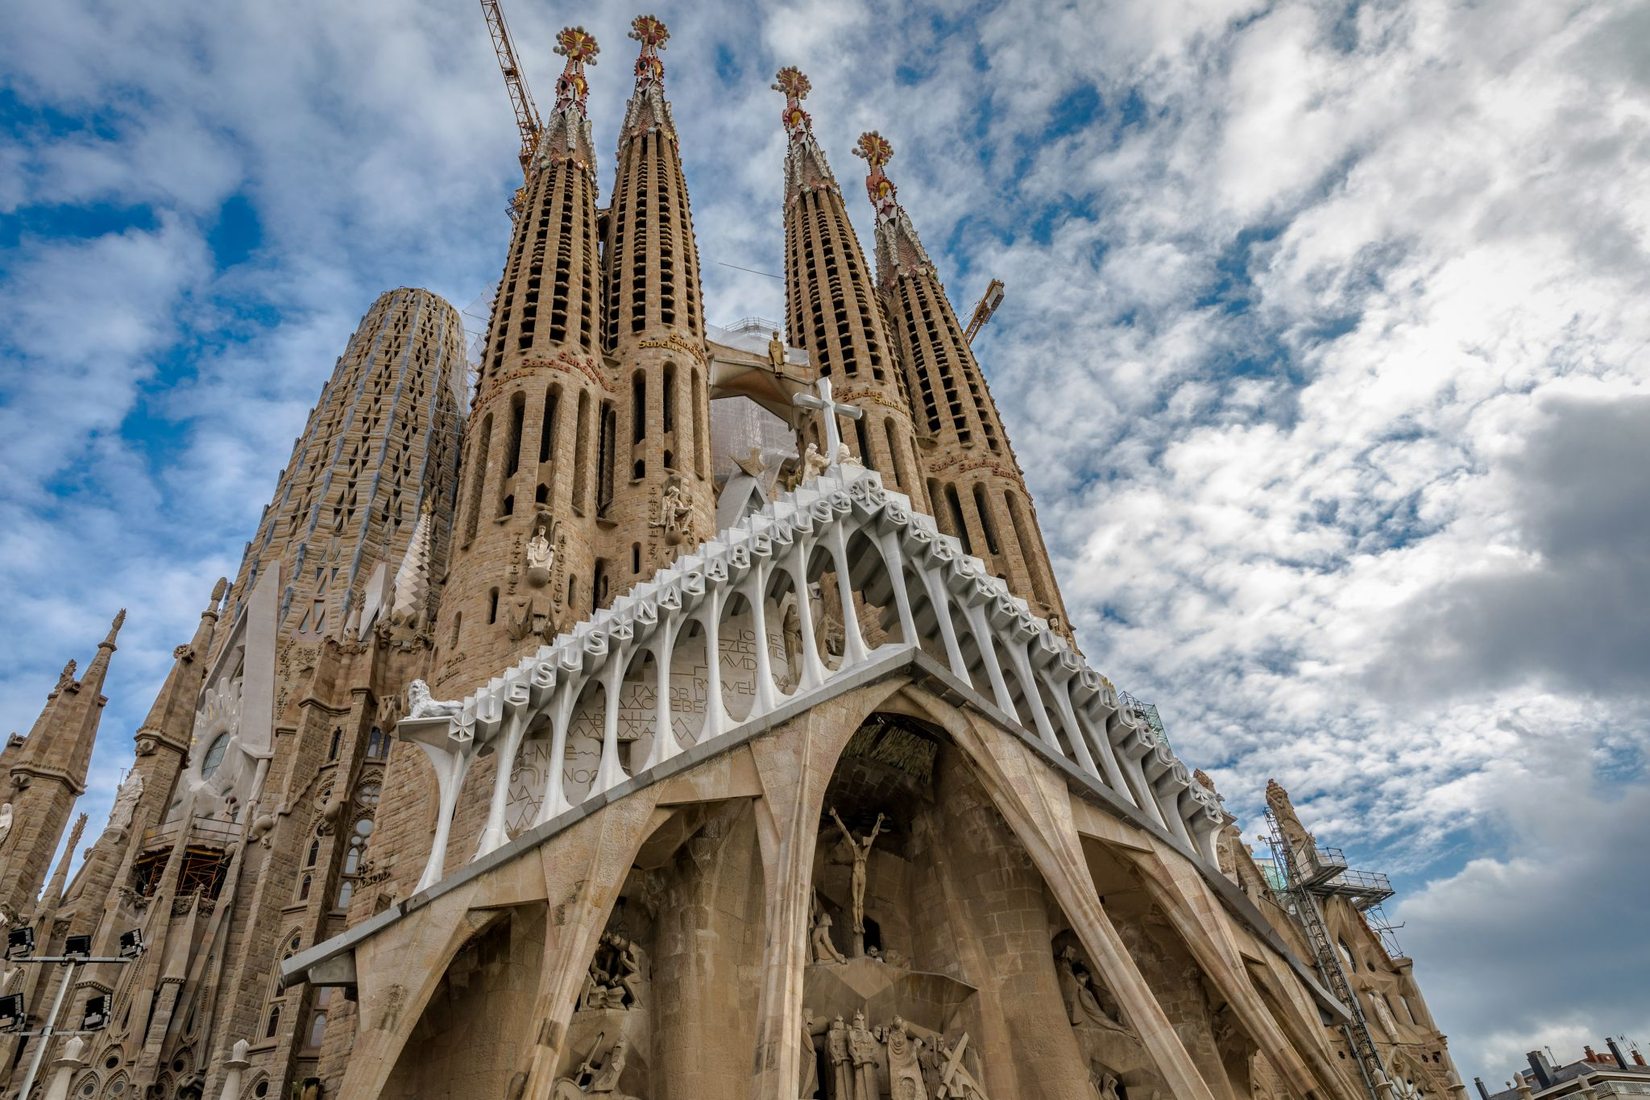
592, 650, 631, 795
742, 564, 781, 716
41, 1035, 86, 1100
216, 1039, 251, 1100
414, 742, 473, 893
476, 708, 529, 857
824, 523, 869, 665
697, 589, 730, 742
915, 563, 968, 677
873, 530, 917, 645
961, 600, 1018, 717
644, 622, 681, 769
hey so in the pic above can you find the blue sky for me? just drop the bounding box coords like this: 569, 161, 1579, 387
3, 0, 1649, 1081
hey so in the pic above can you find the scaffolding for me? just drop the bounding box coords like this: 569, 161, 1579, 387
1264, 809, 1391, 1100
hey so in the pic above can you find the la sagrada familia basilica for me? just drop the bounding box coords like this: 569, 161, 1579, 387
0, 17, 1467, 1100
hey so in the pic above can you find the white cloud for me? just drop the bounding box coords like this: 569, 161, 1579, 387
1, 0, 1646, 1077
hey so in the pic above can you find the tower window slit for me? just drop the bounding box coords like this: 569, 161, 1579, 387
945, 484, 974, 556
574, 392, 591, 513
973, 484, 1000, 555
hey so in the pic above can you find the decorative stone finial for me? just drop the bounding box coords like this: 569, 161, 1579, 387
54, 660, 77, 692
210, 576, 228, 603
773, 66, 813, 137
553, 26, 600, 114
630, 15, 668, 87
853, 131, 897, 215
103, 609, 126, 646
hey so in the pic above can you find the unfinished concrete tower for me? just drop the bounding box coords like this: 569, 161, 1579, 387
856, 132, 1070, 629
776, 68, 927, 509
435, 26, 606, 696
600, 15, 715, 592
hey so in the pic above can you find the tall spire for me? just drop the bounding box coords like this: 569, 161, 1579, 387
0, 611, 122, 917
773, 72, 925, 506
552, 25, 598, 114
538, 26, 600, 168
436, 26, 608, 692
600, 14, 714, 591
630, 14, 667, 88
854, 131, 934, 279
857, 131, 1070, 630
773, 66, 839, 202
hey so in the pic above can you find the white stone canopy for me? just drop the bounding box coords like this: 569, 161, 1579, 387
398, 463, 1226, 893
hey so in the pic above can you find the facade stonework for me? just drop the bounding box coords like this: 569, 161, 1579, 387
1, 20, 1463, 1100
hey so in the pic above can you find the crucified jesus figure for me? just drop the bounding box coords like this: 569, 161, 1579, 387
829, 807, 886, 935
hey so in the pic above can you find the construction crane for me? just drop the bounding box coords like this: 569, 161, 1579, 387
963, 278, 1005, 344
480, 0, 543, 176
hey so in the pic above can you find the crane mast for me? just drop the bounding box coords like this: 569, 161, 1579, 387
481, 0, 543, 175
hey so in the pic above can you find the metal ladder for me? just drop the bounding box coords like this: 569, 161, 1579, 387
1265, 808, 1388, 1100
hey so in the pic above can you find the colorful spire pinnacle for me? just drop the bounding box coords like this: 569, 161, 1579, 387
773, 66, 813, 137
853, 131, 897, 216
553, 26, 600, 114
630, 15, 668, 87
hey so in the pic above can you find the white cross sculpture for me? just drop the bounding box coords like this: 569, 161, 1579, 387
791, 377, 863, 464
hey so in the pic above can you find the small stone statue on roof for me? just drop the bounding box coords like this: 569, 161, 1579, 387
768, 330, 786, 371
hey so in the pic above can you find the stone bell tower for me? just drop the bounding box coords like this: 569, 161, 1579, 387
774, 68, 928, 510
855, 132, 1070, 628
435, 26, 607, 696
600, 15, 715, 592
0, 610, 121, 920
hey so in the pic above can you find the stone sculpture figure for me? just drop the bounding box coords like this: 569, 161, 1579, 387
810, 908, 846, 965
581, 958, 614, 1010
406, 680, 462, 719
802, 442, 830, 482
801, 1005, 819, 1099
925, 1035, 987, 1100
588, 1036, 628, 1092
881, 1016, 928, 1100
829, 808, 886, 937
1088, 1068, 1122, 1100
0, 802, 11, 850
611, 935, 643, 1007
553, 1035, 638, 1099
834, 442, 862, 468
769, 330, 787, 371
1058, 945, 1127, 1031
827, 1015, 853, 1100
525, 517, 556, 587
1366, 987, 1400, 1039
108, 773, 144, 833
657, 478, 692, 541
848, 1011, 880, 1100
782, 601, 804, 690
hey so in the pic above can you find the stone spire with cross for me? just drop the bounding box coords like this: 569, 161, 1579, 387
773, 70, 928, 511
603, 13, 715, 593
435, 23, 611, 692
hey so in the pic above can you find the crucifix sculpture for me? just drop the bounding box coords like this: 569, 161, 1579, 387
792, 377, 863, 467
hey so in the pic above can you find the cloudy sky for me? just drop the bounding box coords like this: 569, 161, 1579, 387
3, 0, 1646, 1080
